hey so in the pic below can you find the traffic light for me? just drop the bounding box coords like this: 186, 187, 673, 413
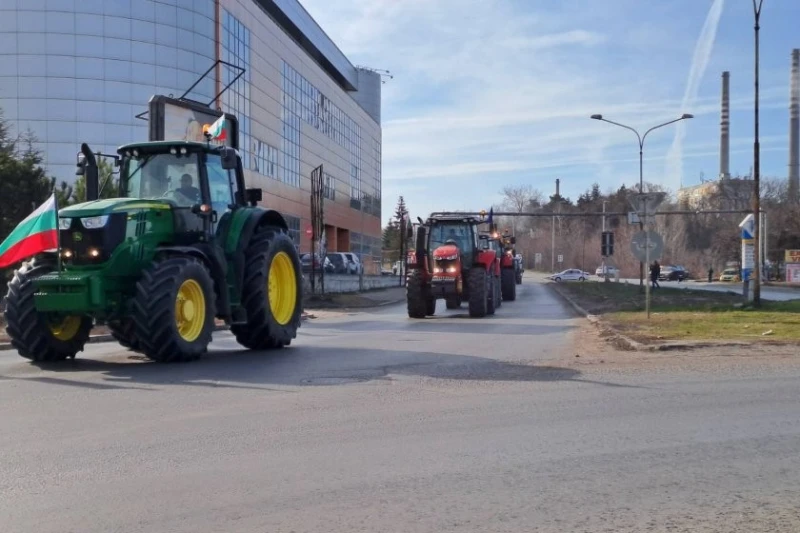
601, 231, 615, 256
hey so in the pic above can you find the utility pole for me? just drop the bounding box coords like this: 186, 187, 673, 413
752, 0, 764, 305
551, 179, 560, 273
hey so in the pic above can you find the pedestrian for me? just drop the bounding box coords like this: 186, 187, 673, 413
650, 261, 660, 289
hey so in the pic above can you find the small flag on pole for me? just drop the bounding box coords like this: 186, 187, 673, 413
203, 115, 227, 142
0, 194, 59, 268
487, 207, 494, 225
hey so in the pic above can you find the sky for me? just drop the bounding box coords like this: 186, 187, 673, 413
300, 0, 800, 223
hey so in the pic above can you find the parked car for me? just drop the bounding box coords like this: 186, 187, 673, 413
595, 265, 620, 277
342, 252, 364, 275
548, 269, 591, 282
719, 268, 741, 282
301, 253, 333, 273
325, 253, 350, 274
658, 265, 689, 282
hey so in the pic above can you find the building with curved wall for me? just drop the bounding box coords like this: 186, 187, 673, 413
0, 0, 382, 271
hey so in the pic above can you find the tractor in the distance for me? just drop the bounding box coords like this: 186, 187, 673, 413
405, 213, 499, 318
3, 97, 303, 363
497, 230, 522, 299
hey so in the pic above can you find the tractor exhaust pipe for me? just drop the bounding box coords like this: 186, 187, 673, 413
80, 143, 99, 202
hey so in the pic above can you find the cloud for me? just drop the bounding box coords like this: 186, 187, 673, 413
299, 0, 793, 218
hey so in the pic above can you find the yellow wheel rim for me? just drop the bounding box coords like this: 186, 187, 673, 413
175, 279, 206, 342
268, 251, 297, 326
48, 315, 82, 341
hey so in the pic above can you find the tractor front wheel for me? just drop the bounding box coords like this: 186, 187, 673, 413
4, 258, 92, 362
502, 268, 517, 301
467, 268, 488, 318
231, 226, 303, 350
133, 257, 215, 362
406, 270, 429, 318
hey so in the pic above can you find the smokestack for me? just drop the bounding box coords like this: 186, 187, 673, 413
789, 49, 799, 202
555, 178, 560, 197
720, 71, 731, 180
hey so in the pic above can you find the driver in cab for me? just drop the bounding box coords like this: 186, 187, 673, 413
175, 173, 201, 205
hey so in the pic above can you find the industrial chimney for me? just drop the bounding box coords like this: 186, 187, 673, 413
789, 49, 799, 202
720, 71, 731, 180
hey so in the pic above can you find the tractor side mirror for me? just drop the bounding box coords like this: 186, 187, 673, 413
220, 147, 238, 170
245, 188, 262, 206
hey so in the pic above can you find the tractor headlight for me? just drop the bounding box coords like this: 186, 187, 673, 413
80, 215, 109, 229
58, 218, 72, 230
446, 266, 457, 273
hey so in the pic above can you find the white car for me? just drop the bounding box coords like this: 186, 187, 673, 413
548, 269, 590, 282
595, 265, 620, 277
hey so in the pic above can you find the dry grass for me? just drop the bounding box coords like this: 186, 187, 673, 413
556, 281, 800, 344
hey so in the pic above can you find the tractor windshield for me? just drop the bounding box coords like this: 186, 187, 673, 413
429, 223, 474, 264
122, 152, 202, 207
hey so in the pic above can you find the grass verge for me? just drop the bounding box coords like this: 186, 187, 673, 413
555, 281, 800, 344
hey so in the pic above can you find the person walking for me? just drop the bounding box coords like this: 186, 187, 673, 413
650, 261, 661, 289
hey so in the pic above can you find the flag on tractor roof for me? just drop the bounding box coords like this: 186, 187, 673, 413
487, 206, 494, 225
0, 194, 59, 269
203, 115, 227, 141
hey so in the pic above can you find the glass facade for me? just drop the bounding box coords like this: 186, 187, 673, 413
0, 0, 217, 183
0, 0, 383, 270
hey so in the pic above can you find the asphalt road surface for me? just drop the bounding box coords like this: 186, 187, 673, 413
1, 279, 799, 532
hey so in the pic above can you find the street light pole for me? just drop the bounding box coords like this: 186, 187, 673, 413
590, 113, 694, 294
752, 0, 764, 305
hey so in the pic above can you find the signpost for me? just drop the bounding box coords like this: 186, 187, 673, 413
740, 214, 755, 300
629, 192, 666, 318
557, 254, 563, 264
534, 252, 542, 266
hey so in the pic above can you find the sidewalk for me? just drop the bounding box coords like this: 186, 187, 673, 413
304, 285, 406, 311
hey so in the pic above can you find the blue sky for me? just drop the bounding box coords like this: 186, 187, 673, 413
302, 0, 800, 223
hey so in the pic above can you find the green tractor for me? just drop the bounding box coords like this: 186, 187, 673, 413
4, 126, 303, 363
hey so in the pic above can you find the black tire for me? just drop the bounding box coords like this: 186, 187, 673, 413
426, 297, 436, 316
487, 273, 496, 316
468, 268, 488, 318
445, 296, 460, 309
555, 277, 562, 282
4, 258, 92, 362
406, 270, 428, 318
579, 277, 585, 282
495, 275, 502, 308
502, 268, 517, 301
108, 318, 140, 351
231, 227, 303, 350
515, 271, 522, 285
132, 257, 215, 362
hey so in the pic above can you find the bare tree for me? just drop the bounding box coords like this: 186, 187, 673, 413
500, 185, 543, 235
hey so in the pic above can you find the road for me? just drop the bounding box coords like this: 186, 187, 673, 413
1, 279, 799, 532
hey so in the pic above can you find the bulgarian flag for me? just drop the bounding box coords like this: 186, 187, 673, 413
0, 194, 59, 269
203, 115, 227, 142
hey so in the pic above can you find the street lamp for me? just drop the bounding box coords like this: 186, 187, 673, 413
590, 113, 694, 294
751, 0, 764, 306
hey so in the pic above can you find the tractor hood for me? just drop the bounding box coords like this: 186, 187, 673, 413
433, 244, 460, 260
59, 198, 173, 218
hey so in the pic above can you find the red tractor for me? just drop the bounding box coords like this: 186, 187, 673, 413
405, 213, 500, 318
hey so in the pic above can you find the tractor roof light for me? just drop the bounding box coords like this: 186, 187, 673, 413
170, 147, 177, 155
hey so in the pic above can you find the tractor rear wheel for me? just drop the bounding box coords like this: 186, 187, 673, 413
501, 268, 517, 301
231, 226, 302, 350
467, 268, 488, 318
108, 318, 140, 351
486, 273, 497, 315
133, 257, 215, 362
4, 258, 93, 362
406, 270, 429, 318
494, 275, 502, 308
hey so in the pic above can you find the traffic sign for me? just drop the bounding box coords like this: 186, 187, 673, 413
630, 230, 664, 262
628, 192, 667, 216
627, 212, 641, 225
557, 254, 563, 263
534, 252, 542, 264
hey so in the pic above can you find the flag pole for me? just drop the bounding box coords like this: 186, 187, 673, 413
54, 193, 62, 273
